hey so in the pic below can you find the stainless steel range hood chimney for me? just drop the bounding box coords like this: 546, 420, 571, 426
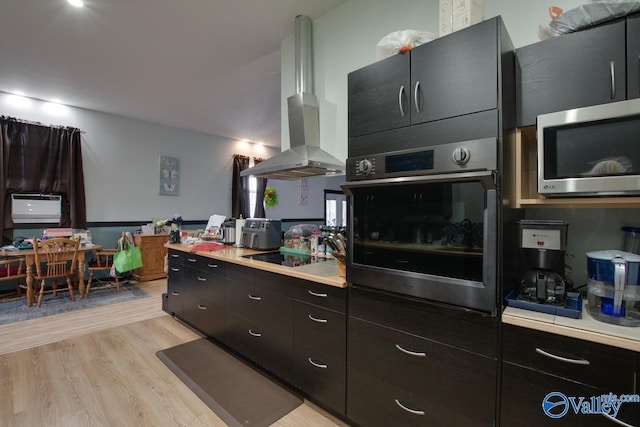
241, 15, 344, 180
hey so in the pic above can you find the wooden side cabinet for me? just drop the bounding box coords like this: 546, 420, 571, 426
132, 234, 168, 282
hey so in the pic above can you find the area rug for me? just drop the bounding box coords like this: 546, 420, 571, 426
0, 283, 148, 325
157, 338, 302, 427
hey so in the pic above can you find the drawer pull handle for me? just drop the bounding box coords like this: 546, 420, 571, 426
171, 291, 179, 296
535, 348, 590, 365
610, 61, 616, 100
197, 304, 207, 310
187, 258, 197, 263
308, 358, 328, 369
395, 344, 426, 358
248, 329, 262, 338
414, 80, 421, 113
248, 294, 262, 301
308, 290, 328, 298
170, 254, 180, 258
308, 314, 328, 323
170, 267, 180, 272
398, 85, 406, 117
394, 399, 425, 416
208, 263, 218, 268
602, 412, 635, 427
197, 276, 207, 282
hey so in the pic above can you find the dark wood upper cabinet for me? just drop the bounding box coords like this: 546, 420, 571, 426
516, 19, 626, 126
628, 12, 640, 99
348, 53, 411, 138
348, 17, 505, 140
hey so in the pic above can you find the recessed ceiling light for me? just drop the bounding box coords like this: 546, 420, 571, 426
68, 0, 84, 8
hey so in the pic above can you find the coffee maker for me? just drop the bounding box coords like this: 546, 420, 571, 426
517, 220, 569, 306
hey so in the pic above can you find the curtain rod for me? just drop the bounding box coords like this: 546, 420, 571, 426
1, 116, 85, 134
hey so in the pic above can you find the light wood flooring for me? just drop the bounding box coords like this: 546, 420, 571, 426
0, 279, 347, 426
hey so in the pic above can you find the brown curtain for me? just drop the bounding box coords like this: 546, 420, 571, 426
231, 154, 250, 219
1, 117, 87, 244
253, 157, 267, 219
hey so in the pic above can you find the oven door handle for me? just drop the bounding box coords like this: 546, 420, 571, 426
341, 170, 496, 195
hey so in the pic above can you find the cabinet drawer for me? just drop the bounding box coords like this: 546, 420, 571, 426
254, 269, 297, 298
293, 301, 345, 357
182, 254, 225, 276
348, 317, 496, 424
226, 280, 292, 337
293, 344, 345, 415
183, 265, 225, 305
294, 281, 346, 313
501, 361, 639, 427
347, 367, 493, 427
225, 312, 293, 382
349, 285, 498, 357
168, 249, 186, 265
182, 295, 225, 339
226, 261, 253, 285
502, 324, 635, 391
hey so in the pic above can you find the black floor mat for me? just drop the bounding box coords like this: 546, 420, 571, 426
156, 338, 302, 426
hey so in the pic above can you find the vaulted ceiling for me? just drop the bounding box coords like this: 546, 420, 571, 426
0, 0, 346, 147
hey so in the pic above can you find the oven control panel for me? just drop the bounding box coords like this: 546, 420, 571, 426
346, 138, 497, 181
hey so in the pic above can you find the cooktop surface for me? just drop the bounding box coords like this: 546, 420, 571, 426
242, 251, 331, 267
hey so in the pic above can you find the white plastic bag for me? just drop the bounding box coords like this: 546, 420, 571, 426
538, 1, 640, 40
376, 30, 436, 60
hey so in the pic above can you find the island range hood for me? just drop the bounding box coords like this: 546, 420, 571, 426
241, 15, 344, 180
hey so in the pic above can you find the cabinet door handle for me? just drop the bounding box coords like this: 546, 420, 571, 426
308, 358, 328, 369
187, 258, 197, 263
610, 61, 616, 100
207, 263, 218, 268
170, 253, 180, 258
414, 80, 421, 113
170, 267, 180, 272
197, 304, 207, 310
248, 329, 262, 337
602, 412, 635, 427
395, 344, 426, 358
248, 294, 262, 301
197, 276, 207, 282
394, 399, 425, 416
171, 291, 179, 296
308, 290, 327, 298
535, 348, 590, 365
308, 314, 328, 323
398, 85, 406, 117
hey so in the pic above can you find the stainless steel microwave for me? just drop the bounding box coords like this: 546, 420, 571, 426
537, 98, 640, 196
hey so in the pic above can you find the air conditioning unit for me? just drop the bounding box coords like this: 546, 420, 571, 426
11, 193, 62, 224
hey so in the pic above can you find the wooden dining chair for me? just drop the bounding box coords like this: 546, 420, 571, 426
0, 255, 27, 298
85, 249, 120, 297
32, 237, 81, 308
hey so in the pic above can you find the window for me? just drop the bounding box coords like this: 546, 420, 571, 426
324, 190, 347, 227
248, 158, 257, 218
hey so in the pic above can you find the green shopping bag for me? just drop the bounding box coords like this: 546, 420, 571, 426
113, 237, 143, 273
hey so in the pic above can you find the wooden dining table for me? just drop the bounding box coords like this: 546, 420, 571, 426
6, 244, 102, 307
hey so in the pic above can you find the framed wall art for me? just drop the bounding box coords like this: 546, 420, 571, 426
159, 155, 180, 196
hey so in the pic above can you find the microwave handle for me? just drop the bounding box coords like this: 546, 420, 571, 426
610, 61, 615, 100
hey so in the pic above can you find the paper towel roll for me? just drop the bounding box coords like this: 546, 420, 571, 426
234, 218, 246, 247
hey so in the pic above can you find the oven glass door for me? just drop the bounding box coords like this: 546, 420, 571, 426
342, 172, 498, 313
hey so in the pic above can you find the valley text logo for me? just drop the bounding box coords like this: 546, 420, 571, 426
542, 392, 640, 420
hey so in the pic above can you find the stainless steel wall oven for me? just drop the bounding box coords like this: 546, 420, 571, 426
341, 137, 500, 314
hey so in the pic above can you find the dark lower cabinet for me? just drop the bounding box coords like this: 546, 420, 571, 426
293, 343, 345, 414
166, 257, 184, 317
628, 12, 640, 99
346, 286, 498, 427
501, 324, 639, 427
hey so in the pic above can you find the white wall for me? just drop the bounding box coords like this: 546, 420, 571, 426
1, 91, 278, 222
280, 0, 586, 163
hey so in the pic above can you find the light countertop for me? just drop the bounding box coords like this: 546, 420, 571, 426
503, 302, 640, 352
165, 243, 347, 288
